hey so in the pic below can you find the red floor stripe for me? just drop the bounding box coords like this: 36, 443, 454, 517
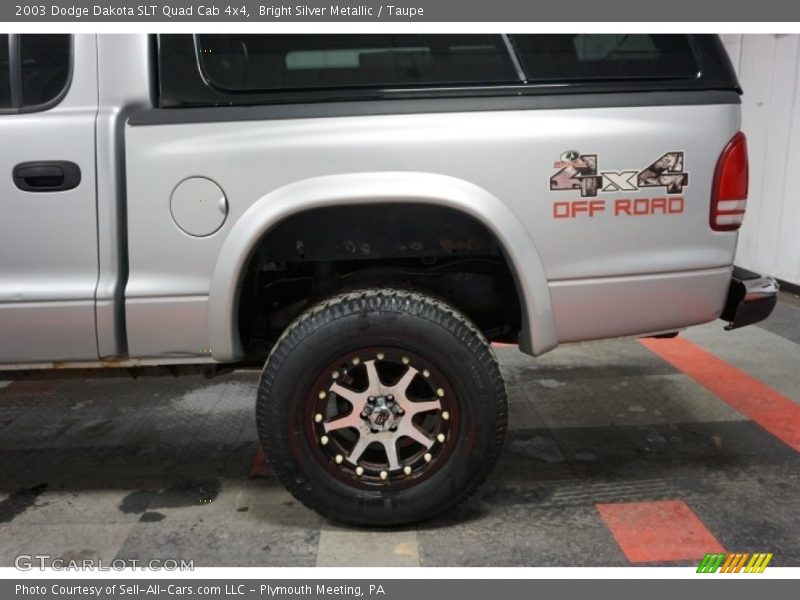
640, 336, 800, 452
597, 500, 725, 563
248, 447, 273, 478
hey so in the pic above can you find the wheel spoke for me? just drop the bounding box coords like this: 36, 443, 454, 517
406, 399, 441, 416
347, 433, 371, 464
329, 382, 366, 407
364, 360, 383, 392
380, 438, 401, 470
393, 366, 419, 396
323, 412, 363, 433
402, 424, 434, 449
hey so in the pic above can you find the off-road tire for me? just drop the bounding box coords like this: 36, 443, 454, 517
256, 288, 508, 526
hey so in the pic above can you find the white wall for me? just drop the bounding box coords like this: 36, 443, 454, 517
722, 34, 800, 285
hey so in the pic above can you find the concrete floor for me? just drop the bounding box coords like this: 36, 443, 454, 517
1, 294, 799, 567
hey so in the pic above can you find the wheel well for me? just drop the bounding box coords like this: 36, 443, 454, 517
237, 203, 523, 363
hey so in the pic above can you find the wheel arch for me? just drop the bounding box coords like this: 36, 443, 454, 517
207, 172, 557, 360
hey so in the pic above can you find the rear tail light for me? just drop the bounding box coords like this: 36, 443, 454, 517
710, 131, 749, 231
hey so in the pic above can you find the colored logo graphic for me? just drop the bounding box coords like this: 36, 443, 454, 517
697, 552, 773, 573
550, 150, 688, 198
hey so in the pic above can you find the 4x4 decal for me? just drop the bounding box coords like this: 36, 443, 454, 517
550, 151, 689, 197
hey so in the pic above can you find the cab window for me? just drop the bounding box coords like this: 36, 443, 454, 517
0, 35, 11, 108
20, 34, 71, 106
196, 34, 519, 92
0, 34, 71, 112
510, 34, 699, 82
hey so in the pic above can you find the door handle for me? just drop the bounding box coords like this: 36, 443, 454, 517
13, 161, 81, 192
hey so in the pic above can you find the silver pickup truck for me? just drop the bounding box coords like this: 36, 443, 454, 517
0, 33, 778, 525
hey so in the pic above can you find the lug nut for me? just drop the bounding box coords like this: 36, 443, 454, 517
390, 425, 398, 431
335, 454, 343, 464
422, 369, 430, 378
436, 388, 445, 397
377, 352, 385, 360
318, 390, 327, 400
380, 471, 388, 480
424, 453, 432, 463
368, 396, 376, 403
320, 435, 329, 445
401, 356, 410, 365
437, 433, 446, 443
387, 395, 394, 402
352, 357, 361, 365
332, 370, 340, 380
314, 413, 323, 423
397, 408, 405, 416
442, 411, 450, 421
403, 466, 412, 476
355, 466, 364, 476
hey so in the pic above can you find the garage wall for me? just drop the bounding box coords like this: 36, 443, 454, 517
721, 34, 800, 286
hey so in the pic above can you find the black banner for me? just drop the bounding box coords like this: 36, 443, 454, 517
2, 0, 800, 22
4, 579, 800, 600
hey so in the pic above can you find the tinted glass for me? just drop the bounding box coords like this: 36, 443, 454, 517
20, 34, 70, 106
511, 34, 699, 82
0, 35, 10, 108
196, 34, 519, 91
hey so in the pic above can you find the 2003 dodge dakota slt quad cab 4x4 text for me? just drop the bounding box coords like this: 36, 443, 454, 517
0, 34, 779, 525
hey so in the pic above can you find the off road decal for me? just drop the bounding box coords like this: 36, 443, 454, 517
553, 196, 685, 219
550, 150, 689, 219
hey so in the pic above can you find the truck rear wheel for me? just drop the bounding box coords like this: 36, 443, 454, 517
256, 288, 508, 526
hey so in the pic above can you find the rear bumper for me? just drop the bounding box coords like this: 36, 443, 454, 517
721, 266, 779, 330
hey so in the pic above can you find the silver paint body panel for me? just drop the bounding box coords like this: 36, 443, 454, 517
0, 34, 742, 366
94, 34, 152, 359
0, 35, 99, 363
124, 103, 739, 360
